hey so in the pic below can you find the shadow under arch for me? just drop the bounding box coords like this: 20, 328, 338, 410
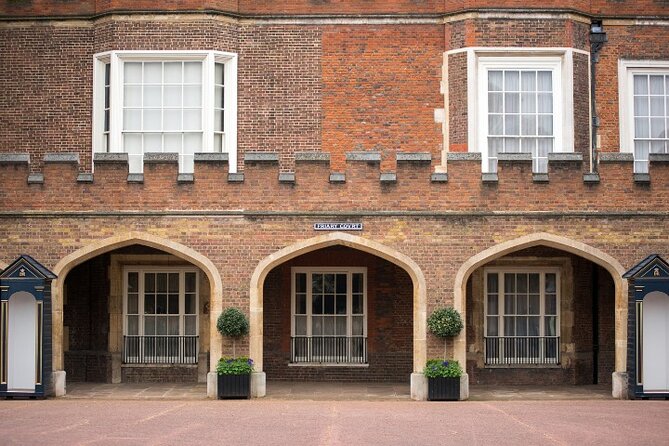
453, 232, 628, 397
249, 232, 427, 394
50, 231, 223, 394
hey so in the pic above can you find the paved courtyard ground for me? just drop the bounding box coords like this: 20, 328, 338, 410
1, 398, 667, 445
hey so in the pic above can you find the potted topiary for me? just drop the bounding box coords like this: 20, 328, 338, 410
216, 307, 252, 399
423, 359, 462, 401
426, 306, 464, 400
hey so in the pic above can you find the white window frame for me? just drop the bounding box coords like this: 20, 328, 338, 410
122, 267, 199, 362
484, 267, 561, 365
618, 60, 669, 173
93, 50, 238, 173
461, 48, 576, 172
291, 267, 367, 363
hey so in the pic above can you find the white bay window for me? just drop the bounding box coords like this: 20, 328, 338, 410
93, 51, 237, 174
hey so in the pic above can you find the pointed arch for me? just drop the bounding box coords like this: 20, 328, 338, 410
249, 232, 427, 378
50, 232, 222, 390
453, 232, 628, 393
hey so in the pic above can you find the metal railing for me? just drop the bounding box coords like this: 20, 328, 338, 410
123, 335, 199, 364
291, 336, 367, 364
484, 336, 560, 365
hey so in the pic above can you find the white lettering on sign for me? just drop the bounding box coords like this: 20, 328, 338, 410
314, 223, 363, 231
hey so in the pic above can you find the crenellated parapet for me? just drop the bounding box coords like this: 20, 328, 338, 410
1, 150, 669, 213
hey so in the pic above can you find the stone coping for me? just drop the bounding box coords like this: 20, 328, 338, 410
244, 152, 279, 163
447, 152, 481, 161
396, 152, 431, 163
346, 151, 381, 162
295, 152, 330, 162
0, 153, 30, 164
380, 172, 397, 183
599, 153, 633, 163
94, 153, 128, 163
194, 153, 229, 163
44, 153, 79, 164
497, 153, 532, 162
144, 153, 178, 163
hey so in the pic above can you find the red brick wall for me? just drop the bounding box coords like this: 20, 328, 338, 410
322, 25, 443, 171
263, 246, 413, 382
3, 1, 668, 17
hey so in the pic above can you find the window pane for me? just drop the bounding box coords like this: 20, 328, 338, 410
651, 140, 666, 154
312, 295, 323, 314
214, 85, 225, 109
489, 115, 503, 135
215, 63, 224, 84
294, 315, 306, 336
296, 273, 306, 293
537, 71, 552, 91
128, 272, 139, 293
650, 96, 664, 117
545, 316, 557, 336
537, 93, 553, 113
634, 75, 648, 94
336, 274, 346, 294
312, 317, 322, 335
127, 315, 139, 335
124, 62, 142, 83
516, 316, 528, 336
521, 71, 536, 92
651, 118, 665, 138
184, 62, 202, 83
156, 294, 167, 314
517, 274, 527, 293
143, 85, 161, 107
504, 316, 515, 336
504, 92, 519, 113
185, 315, 197, 335
352, 273, 364, 294
529, 273, 539, 293
545, 273, 556, 293
164, 85, 182, 107
312, 274, 323, 294
168, 316, 179, 335
164, 110, 182, 130
185, 294, 196, 314
123, 109, 142, 131
538, 115, 553, 136
214, 110, 224, 132
144, 296, 155, 314
487, 294, 498, 315
323, 274, 335, 293
145, 274, 154, 294
183, 85, 202, 107
145, 316, 156, 335
529, 294, 540, 314
504, 274, 515, 293
545, 294, 557, 315
184, 133, 202, 152
164, 62, 182, 83
143, 109, 161, 131
486, 316, 498, 336
128, 294, 138, 314
352, 316, 364, 336
505, 115, 519, 135
504, 137, 520, 152
336, 295, 346, 315
352, 295, 363, 314
521, 93, 536, 113
517, 296, 528, 315
156, 273, 167, 292
295, 294, 307, 314
650, 75, 664, 95
521, 115, 536, 136
488, 70, 503, 91
156, 316, 167, 335
335, 317, 346, 335
323, 316, 334, 335
528, 316, 540, 336
634, 96, 649, 116
185, 272, 196, 293
635, 117, 650, 138
324, 294, 335, 314
521, 137, 536, 153
489, 92, 503, 113
164, 133, 182, 152
487, 273, 498, 293
168, 295, 179, 314
504, 295, 515, 314
124, 85, 142, 107
144, 62, 161, 83
504, 71, 519, 91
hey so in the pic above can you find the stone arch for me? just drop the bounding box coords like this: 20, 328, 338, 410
453, 232, 628, 397
50, 232, 222, 395
249, 232, 427, 386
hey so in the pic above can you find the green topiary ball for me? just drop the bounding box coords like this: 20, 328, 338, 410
427, 307, 463, 338
217, 307, 250, 338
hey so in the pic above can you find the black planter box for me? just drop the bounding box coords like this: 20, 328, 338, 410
217, 374, 251, 399
427, 377, 460, 401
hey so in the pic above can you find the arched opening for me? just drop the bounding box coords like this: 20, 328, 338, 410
52, 233, 222, 395
249, 232, 426, 398
454, 233, 627, 398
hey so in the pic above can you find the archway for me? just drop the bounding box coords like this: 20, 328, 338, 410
51, 232, 222, 396
249, 232, 427, 399
454, 232, 627, 398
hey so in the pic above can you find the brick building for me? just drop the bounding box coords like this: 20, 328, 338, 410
1, 1, 668, 400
